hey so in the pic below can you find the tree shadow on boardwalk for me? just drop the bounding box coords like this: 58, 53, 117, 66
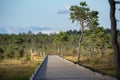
33, 56, 48, 80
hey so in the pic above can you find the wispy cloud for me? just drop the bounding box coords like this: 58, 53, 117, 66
57, 5, 70, 14
57, 9, 69, 14
41, 30, 60, 34
0, 27, 6, 33
65, 5, 70, 10
0, 26, 51, 34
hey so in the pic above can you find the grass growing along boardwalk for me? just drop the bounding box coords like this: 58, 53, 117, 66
63, 50, 120, 79
0, 56, 45, 80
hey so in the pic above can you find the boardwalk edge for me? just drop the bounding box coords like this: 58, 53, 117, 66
29, 56, 48, 80
59, 56, 118, 80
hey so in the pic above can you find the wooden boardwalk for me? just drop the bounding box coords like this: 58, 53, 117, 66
33, 55, 103, 80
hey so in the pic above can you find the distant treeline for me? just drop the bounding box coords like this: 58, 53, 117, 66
0, 28, 120, 59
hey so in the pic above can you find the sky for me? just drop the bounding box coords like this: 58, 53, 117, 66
0, 0, 120, 34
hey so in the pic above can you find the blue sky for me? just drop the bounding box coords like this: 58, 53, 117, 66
0, 0, 120, 34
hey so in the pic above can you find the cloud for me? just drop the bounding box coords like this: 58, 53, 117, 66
0, 26, 51, 34
0, 25, 16, 34
41, 30, 59, 34
0, 27, 7, 33
29, 26, 51, 34
57, 5, 70, 14
30, 26, 51, 31
57, 9, 69, 14
65, 5, 70, 10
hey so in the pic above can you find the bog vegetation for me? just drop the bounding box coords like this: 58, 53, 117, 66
0, 28, 118, 59
0, 56, 45, 80
0, 26, 120, 79
0, 1, 120, 79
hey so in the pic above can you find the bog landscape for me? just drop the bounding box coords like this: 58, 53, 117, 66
0, 0, 120, 80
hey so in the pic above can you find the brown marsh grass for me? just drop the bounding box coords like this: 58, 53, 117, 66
63, 49, 119, 79
0, 56, 45, 80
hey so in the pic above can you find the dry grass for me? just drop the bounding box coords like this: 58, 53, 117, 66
0, 56, 45, 80
63, 50, 119, 79
63, 55, 77, 62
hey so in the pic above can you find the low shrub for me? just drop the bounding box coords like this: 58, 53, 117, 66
24, 55, 30, 61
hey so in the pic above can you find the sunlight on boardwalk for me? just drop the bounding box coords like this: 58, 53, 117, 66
33, 55, 102, 80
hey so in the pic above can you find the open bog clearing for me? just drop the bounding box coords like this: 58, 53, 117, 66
0, 56, 45, 80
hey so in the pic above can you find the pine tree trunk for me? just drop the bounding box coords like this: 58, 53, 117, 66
109, 0, 120, 75
58, 47, 60, 54
78, 22, 84, 62
99, 47, 102, 57
90, 43, 94, 58
91, 40, 94, 57
78, 39, 81, 62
